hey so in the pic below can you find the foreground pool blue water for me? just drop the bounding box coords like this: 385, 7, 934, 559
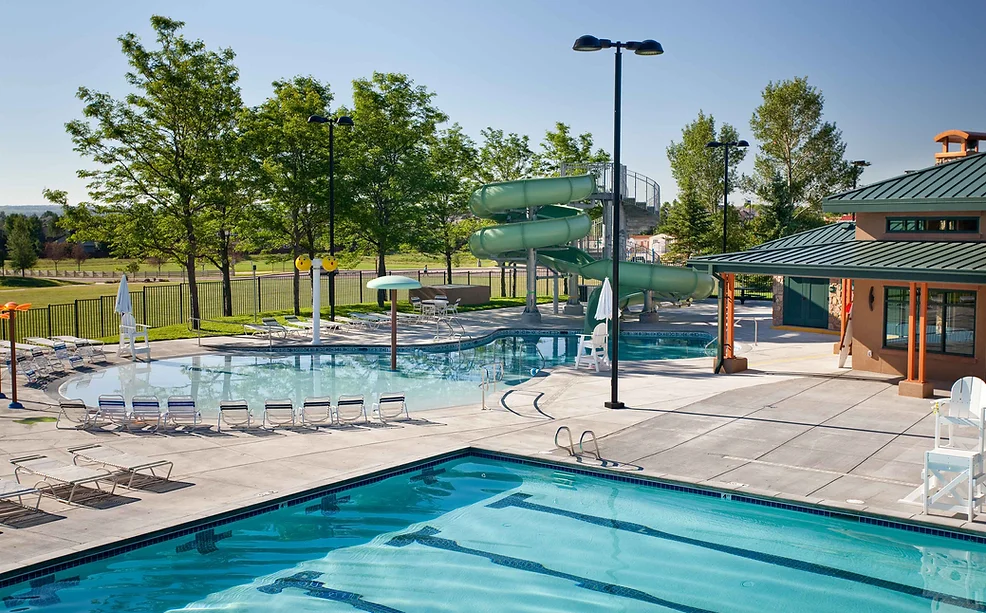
2, 454, 984, 612
59, 334, 713, 413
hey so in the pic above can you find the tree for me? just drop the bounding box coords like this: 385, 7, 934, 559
535, 122, 609, 176
667, 110, 746, 216
61, 16, 243, 326
339, 72, 446, 307
475, 128, 535, 184
747, 77, 853, 223
0, 220, 6, 275
239, 76, 333, 314
8, 217, 38, 275
659, 190, 714, 262
44, 242, 68, 273
417, 125, 481, 282
71, 243, 89, 271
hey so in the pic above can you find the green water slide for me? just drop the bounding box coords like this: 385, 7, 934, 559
468, 175, 714, 331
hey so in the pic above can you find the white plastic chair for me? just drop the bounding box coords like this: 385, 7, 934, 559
924, 377, 986, 521
118, 312, 150, 361
933, 377, 986, 450
575, 323, 610, 372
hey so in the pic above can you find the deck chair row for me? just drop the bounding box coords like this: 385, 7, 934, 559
57, 395, 202, 432
219, 393, 410, 431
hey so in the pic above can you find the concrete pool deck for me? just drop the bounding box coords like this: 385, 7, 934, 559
0, 300, 979, 579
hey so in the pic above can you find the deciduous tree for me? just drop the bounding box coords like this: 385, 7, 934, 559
536, 122, 609, 176
667, 111, 746, 217
475, 128, 535, 184
8, 217, 38, 275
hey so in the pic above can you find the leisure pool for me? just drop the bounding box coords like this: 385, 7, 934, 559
59, 332, 713, 413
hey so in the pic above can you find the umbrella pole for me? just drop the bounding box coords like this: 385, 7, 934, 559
9, 313, 21, 409
390, 289, 397, 371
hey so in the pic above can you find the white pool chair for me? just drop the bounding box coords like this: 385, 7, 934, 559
69, 444, 174, 489
373, 392, 410, 423
130, 396, 167, 432
56, 398, 98, 430
218, 400, 253, 432
301, 397, 334, 428
96, 394, 131, 430
167, 396, 202, 430
262, 317, 296, 337
335, 395, 367, 425
32, 348, 63, 375
118, 312, 150, 361
263, 399, 296, 429
11, 454, 117, 504
410, 296, 423, 314
933, 377, 986, 451
447, 298, 461, 315
575, 323, 610, 373
52, 341, 85, 370
348, 313, 385, 329
0, 478, 41, 512
54, 336, 106, 363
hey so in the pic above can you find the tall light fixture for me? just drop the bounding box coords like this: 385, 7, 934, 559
308, 113, 354, 321
574, 35, 663, 410
705, 139, 749, 254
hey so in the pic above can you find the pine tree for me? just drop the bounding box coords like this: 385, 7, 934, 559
8, 218, 38, 275
661, 189, 713, 261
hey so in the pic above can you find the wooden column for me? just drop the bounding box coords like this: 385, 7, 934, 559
918, 282, 929, 383
906, 282, 917, 381
725, 274, 735, 359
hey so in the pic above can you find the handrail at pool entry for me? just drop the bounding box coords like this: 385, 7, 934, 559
579, 430, 602, 460
554, 426, 575, 456
478, 360, 504, 411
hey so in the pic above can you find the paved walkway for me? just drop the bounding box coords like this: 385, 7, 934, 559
0, 300, 975, 579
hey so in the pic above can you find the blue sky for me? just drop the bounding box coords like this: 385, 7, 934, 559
1, 0, 984, 206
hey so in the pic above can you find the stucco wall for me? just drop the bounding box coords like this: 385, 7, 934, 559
855, 211, 986, 241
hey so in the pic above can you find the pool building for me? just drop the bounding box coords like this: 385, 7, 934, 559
691, 132, 986, 397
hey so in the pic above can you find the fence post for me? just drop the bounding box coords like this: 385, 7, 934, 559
257, 275, 262, 313
359, 271, 364, 303
73, 299, 79, 338
47, 305, 52, 338
488, 271, 492, 291
467, 271, 471, 285
142, 286, 147, 325
179, 283, 184, 322
99, 297, 105, 337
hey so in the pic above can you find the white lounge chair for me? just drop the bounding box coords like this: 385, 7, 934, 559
11, 454, 117, 504
447, 298, 461, 315
167, 396, 202, 430
335, 395, 367, 425
96, 394, 131, 430
373, 392, 410, 423
575, 323, 610, 372
348, 313, 385, 329
262, 317, 296, 337
0, 478, 41, 513
218, 400, 253, 432
69, 444, 173, 489
130, 396, 167, 432
53, 335, 107, 363
263, 399, 296, 429
301, 397, 334, 428
56, 398, 99, 430
52, 341, 85, 370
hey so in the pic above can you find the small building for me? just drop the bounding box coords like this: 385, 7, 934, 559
688, 143, 986, 398
627, 234, 670, 262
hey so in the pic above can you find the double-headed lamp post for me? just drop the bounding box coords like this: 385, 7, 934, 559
308, 114, 354, 321
705, 139, 749, 254
573, 34, 663, 410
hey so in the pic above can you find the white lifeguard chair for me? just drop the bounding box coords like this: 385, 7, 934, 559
923, 377, 986, 521
118, 312, 150, 361
575, 322, 610, 372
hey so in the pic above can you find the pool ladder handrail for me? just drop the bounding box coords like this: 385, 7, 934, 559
478, 359, 504, 411
554, 426, 602, 460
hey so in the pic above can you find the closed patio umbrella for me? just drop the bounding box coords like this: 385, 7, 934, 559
595, 277, 613, 322
115, 274, 132, 316
366, 275, 422, 371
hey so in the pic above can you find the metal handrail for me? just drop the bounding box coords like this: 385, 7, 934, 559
478, 360, 504, 411
554, 426, 575, 456
579, 430, 601, 460
560, 162, 661, 213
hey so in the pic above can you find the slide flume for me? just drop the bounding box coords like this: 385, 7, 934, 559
468, 175, 714, 331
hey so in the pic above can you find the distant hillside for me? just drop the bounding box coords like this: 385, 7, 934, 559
0, 205, 63, 217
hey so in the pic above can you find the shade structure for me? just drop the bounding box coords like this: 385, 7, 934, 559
595, 277, 614, 321
115, 274, 132, 315
366, 276, 422, 371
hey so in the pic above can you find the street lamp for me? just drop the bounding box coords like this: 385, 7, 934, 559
705, 140, 749, 253
573, 34, 663, 411
308, 113, 354, 321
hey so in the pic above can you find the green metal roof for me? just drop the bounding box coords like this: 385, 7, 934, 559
824, 152, 986, 213
689, 239, 986, 284
750, 221, 856, 251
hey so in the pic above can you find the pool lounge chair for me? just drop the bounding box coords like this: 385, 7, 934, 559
11, 454, 118, 504
96, 394, 131, 430
68, 444, 174, 489
373, 392, 410, 423
335, 395, 367, 425
130, 396, 167, 432
52, 341, 85, 370
54, 336, 107, 363
56, 398, 99, 430
262, 317, 298, 337
263, 399, 296, 429
295, 316, 343, 331
167, 396, 202, 430
244, 323, 285, 339
301, 397, 334, 428
218, 400, 253, 432
0, 478, 42, 513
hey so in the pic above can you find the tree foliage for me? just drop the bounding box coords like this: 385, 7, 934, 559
659, 190, 713, 262
475, 128, 535, 184
536, 122, 609, 176
667, 111, 746, 213
7, 217, 38, 275
60, 15, 243, 323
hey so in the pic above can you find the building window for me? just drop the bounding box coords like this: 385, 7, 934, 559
886, 217, 979, 233
883, 287, 976, 356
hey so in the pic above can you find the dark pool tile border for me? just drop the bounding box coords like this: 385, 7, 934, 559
4, 445, 982, 590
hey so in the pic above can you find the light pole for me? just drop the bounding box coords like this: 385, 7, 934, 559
308, 114, 354, 321
705, 139, 749, 254
574, 34, 663, 410
851, 160, 870, 189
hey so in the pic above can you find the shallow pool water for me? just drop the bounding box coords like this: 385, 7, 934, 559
60, 334, 712, 413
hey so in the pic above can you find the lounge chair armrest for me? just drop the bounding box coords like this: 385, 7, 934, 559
67, 444, 101, 454
10, 454, 46, 464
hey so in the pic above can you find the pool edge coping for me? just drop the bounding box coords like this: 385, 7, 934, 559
1, 444, 985, 590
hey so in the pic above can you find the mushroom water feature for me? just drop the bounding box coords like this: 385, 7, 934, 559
366, 276, 422, 371
1, 302, 32, 409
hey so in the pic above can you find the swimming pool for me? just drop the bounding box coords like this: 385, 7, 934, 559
2, 452, 984, 611
59, 332, 713, 413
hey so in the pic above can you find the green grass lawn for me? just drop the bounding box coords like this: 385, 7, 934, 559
1, 276, 175, 308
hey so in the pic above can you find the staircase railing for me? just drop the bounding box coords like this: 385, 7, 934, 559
560, 162, 661, 213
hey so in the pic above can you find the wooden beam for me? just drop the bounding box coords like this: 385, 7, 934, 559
725, 274, 735, 359
919, 282, 929, 383
907, 282, 917, 381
